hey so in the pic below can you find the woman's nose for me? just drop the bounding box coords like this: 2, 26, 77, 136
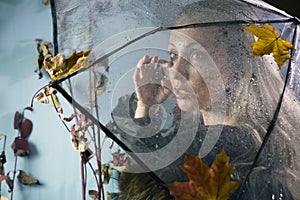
171, 57, 189, 80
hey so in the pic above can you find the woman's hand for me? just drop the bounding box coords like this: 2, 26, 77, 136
134, 55, 171, 118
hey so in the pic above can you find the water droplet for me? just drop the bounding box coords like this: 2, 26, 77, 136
271, 194, 275, 199
280, 193, 283, 197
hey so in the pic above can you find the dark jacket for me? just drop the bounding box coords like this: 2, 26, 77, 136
111, 94, 292, 199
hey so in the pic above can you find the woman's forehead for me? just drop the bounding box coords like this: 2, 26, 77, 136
168, 28, 215, 49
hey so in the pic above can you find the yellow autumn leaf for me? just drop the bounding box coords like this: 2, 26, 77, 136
17, 170, 40, 185
244, 23, 294, 67
94, 163, 113, 184
0, 133, 4, 140
166, 148, 240, 200
44, 50, 91, 80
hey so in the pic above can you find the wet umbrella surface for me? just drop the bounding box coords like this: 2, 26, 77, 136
39, 0, 300, 199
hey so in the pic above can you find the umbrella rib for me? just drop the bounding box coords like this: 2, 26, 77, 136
48, 3, 167, 191
50, 18, 297, 86
51, 83, 168, 188
50, 0, 58, 55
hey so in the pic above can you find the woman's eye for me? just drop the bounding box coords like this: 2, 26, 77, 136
169, 50, 178, 61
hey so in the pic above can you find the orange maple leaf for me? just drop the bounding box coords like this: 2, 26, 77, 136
166, 149, 240, 200
244, 23, 295, 67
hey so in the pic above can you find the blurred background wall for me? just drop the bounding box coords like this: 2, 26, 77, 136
0, 1, 83, 199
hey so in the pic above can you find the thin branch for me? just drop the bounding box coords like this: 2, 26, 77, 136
80, 155, 86, 200
49, 18, 298, 85
88, 161, 99, 189
10, 156, 18, 200
52, 83, 167, 189
92, 68, 105, 200
50, 0, 58, 55
66, 79, 87, 200
30, 83, 51, 108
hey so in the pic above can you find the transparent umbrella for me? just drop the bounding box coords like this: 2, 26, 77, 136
37, 0, 300, 199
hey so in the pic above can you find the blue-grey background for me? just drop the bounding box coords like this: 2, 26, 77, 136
0, 1, 86, 199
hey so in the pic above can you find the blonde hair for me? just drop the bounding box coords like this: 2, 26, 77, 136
177, 0, 300, 198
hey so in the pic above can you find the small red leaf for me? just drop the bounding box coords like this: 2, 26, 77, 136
13, 111, 20, 130
11, 137, 30, 157
20, 119, 33, 138
24, 107, 33, 112
0, 176, 8, 182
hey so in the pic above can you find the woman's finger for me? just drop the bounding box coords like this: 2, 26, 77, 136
135, 55, 149, 81
137, 55, 149, 68
134, 66, 141, 81
150, 56, 158, 64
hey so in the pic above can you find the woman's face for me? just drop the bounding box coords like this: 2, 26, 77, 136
168, 29, 214, 111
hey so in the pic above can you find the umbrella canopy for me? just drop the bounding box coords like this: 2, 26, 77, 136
46, 0, 300, 199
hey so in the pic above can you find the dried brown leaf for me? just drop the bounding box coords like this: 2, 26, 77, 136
166, 149, 240, 200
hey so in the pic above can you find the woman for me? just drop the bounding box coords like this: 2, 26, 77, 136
111, 0, 300, 199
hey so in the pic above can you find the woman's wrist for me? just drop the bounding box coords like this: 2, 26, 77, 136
134, 101, 150, 118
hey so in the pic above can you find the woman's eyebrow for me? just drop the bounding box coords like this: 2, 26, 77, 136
168, 41, 204, 50
187, 42, 205, 50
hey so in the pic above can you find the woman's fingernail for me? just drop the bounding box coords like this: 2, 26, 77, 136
144, 55, 149, 61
